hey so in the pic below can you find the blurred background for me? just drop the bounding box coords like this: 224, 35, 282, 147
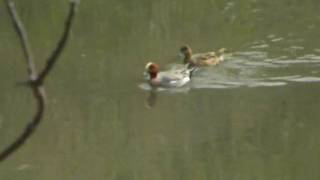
0, 0, 320, 179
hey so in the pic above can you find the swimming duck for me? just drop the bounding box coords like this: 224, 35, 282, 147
180, 45, 226, 67
145, 62, 193, 88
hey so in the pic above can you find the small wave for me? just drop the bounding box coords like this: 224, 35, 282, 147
139, 83, 152, 91
299, 54, 320, 60
138, 83, 190, 93
314, 49, 320, 53
289, 77, 320, 82
192, 84, 235, 89
273, 59, 320, 64
271, 37, 284, 42
235, 51, 267, 58
284, 46, 305, 51
269, 75, 301, 81
248, 81, 287, 87
244, 61, 278, 68
250, 44, 269, 49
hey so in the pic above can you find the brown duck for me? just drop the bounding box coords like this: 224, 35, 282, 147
180, 45, 226, 67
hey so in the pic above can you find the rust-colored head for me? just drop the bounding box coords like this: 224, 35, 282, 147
145, 62, 159, 79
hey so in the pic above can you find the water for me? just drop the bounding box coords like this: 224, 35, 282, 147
1, 0, 320, 179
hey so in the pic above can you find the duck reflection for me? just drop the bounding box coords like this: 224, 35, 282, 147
145, 87, 158, 109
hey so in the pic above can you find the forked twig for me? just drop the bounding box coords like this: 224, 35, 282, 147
0, 0, 79, 162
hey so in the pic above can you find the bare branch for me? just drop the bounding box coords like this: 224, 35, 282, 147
0, 0, 79, 162
5, 0, 37, 81
0, 87, 45, 161
36, 1, 78, 85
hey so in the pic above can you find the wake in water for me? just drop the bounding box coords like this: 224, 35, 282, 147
140, 35, 320, 91
190, 50, 320, 89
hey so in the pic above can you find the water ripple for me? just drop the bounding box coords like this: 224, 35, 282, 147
140, 48, 320, 91
289, 77, 320, 82
188, 50, 320, 89
273, 59, 320, 64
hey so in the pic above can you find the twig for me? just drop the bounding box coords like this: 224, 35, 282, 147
5, 0, 37, 80
36, 1, 77, 85
0, 0, 79, 162
0, 86, 45, 161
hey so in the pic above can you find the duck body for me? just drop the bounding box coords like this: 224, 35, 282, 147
150, 69, 190, 88
145, 62, 193, 88
188, 52, 224, 66
180, 45, 225, 68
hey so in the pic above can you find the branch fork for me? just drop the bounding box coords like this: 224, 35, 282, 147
0, 0, 79, 162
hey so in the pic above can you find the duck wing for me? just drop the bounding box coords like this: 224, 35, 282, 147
192, 52, 218, 61
193, 50, 227, 66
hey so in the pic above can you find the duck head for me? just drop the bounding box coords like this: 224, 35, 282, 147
180, 45, 192, 64
145, 62, 159, 79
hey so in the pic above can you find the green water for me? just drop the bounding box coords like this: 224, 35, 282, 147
1, 0, 320, 179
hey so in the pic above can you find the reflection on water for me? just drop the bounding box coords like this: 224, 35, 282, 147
145, 88, 157, 108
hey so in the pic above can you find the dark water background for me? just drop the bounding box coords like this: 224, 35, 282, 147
0, 0, 320, 179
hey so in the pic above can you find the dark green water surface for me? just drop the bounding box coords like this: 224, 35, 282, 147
1, 0, 320, 179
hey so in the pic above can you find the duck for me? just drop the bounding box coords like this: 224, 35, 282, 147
180, 45, 226, 68
144, 62, 193, 88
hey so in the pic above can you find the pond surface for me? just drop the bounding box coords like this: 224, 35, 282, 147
0, 0, 320, 179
